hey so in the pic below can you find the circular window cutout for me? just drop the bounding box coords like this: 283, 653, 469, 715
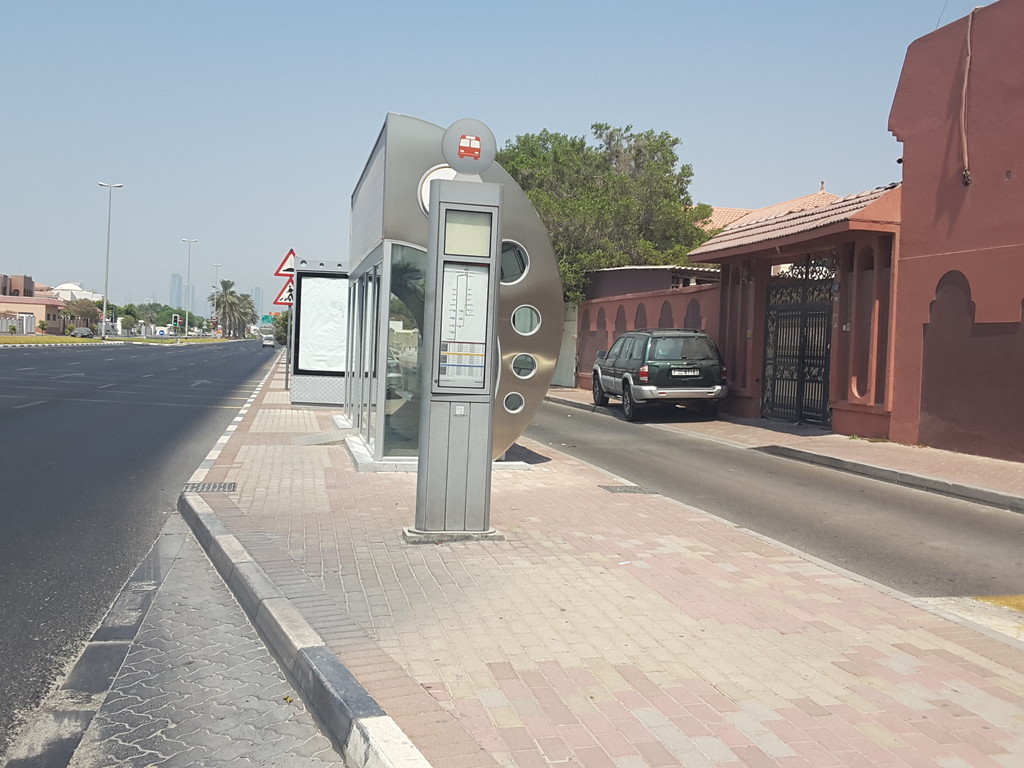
500, 241, 529, 284
503, 392, 525, 413
417, 164, 458, 215
511, 353, 537, 379
511, 305, 541, 336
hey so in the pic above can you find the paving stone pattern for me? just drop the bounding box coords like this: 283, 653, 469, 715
190, 367, 1024, 768
68, 517, 340, 768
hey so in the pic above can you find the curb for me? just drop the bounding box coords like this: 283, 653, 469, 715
178, 494, 432, 768
756, 444, 1024, 514
544, 394, 1024, 514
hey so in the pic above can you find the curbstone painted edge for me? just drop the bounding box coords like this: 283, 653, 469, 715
177, 492, 433, 768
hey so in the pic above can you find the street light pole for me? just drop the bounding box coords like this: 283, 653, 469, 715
182, 239, 198, 341
210, 263, 222, 322
98, 182, 123, 338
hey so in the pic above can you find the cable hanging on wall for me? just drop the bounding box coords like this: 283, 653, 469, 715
959, 8, 979, 186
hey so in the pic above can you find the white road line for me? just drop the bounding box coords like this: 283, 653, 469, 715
13, 401, 45, 409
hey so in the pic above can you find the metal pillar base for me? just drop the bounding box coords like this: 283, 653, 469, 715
402, 527, 505, 545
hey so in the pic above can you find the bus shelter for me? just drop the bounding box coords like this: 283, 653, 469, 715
346, 114, 562, 461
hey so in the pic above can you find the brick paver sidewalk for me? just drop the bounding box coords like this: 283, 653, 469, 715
191, 364, 1024, 767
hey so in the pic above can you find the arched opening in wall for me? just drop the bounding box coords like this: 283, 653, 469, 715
614, 305, 627, 336
725, 267, 741, 386
659, 300, 674, 328
850, 247, 875, 400
596, 307, 608, 355
919, 270, 1023, 458
684, 299, 702, 330
635, 303, 648, 330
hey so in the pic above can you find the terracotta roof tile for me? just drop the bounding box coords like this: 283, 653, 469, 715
726, 190, 840, 229
690, 183, 900, 259
704, 206, 752, 230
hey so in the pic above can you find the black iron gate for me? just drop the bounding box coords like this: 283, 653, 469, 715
762, 258, 834, 426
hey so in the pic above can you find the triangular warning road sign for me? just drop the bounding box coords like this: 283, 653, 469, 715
275, 249, 296, 278
273, 278, 294, 306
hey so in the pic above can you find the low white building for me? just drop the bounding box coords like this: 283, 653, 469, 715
51, 282, 104, 302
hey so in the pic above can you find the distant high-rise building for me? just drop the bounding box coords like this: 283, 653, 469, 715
251, 286, 264, 317
170, 274, 183, 308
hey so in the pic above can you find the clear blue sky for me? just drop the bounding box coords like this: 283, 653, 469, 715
1, 0, 985, 313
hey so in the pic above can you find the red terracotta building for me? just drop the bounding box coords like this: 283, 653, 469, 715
887, 0, 1024, 462
578, 0, 1024, 464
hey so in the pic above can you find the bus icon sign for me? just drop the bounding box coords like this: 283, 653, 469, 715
457, 135, 482, 160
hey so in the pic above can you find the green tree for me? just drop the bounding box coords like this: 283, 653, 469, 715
272, 310, 290, 345
208, 280, 258, 338
496, 123, 713, 303
65, 298, 100, 325
136, 302, 160, 327
119, 303, 139, 334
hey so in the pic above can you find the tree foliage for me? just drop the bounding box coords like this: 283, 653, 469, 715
65, 298, 100, 323
208, 279, 258, 338
272, 310, 289, 345
496, 123, 713, 303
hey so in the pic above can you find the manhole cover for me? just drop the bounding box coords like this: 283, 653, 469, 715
599, 485, 655, 494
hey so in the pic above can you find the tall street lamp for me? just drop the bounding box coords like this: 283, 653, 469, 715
182, 238, 198, 340
210, 262, 222, 318
98, 182, 124, 338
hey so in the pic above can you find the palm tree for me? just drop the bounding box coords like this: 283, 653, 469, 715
208, 280, 259, 338
208, 279, 238, 337
237, 293, 259, 335
137, 302, 158, 327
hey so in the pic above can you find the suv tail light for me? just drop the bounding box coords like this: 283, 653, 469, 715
721, 364, 728, 384
638, 364, 649, 383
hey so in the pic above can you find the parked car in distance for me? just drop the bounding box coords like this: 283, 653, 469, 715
70, 327, 94, 338
592, 328, 727, 421
261, 334, 275, 348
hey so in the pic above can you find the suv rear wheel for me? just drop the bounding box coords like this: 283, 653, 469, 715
622, 384, 642, 422
592, 374, 609, 406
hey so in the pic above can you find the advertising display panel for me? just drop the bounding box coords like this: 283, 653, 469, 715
294, 273, 349, 375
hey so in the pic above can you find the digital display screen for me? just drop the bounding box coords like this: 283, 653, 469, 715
444, 209, 492, 258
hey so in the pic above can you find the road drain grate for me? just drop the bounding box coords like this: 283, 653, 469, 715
182, 482, 237, 493
599, 485, 655, 494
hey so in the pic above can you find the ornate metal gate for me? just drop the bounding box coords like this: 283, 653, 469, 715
762, 257, 834, 426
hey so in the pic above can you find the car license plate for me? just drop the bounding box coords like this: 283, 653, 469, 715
671, 368, 700, 377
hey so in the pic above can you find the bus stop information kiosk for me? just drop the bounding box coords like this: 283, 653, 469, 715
408, 119, 504, 541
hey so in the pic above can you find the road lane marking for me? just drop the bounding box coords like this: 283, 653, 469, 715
13, 401, 46, 409
143, 373, 154, 378
98, 383, 116, 389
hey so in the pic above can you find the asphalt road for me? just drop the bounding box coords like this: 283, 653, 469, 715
525, 400, 1024, 599
0, 340, 277, 755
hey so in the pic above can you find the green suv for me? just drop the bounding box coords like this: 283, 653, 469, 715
592, 329, 727, 421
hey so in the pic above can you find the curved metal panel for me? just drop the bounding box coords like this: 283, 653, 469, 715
354, 114, 563, 459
